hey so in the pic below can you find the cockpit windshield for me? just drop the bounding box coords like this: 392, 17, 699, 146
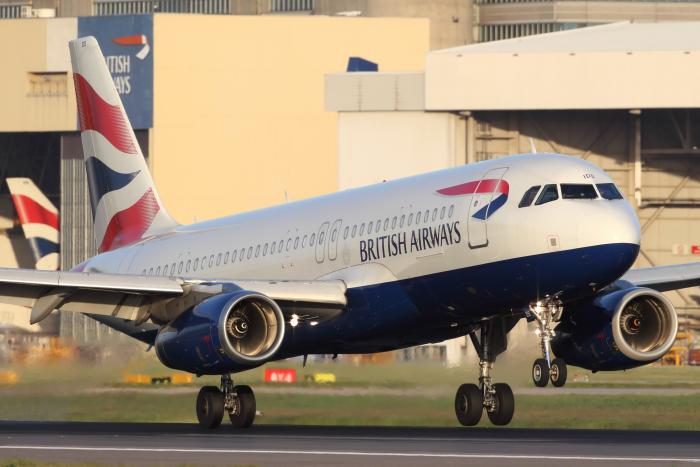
596, 183, 624, 200
561, 184, 598, 200
535, 184, 559, 205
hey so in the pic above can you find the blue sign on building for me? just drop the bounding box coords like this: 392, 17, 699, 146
78, 15, 153, 129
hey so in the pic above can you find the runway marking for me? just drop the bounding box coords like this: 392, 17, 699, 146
0, 445, 698, 463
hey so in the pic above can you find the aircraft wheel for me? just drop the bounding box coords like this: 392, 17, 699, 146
454, 383, 482, 426
532, 358, 549, 387
196, 386, 224, 429
229, 385, 256, 428
487, 383, 514, 426
550, 358, 567, 387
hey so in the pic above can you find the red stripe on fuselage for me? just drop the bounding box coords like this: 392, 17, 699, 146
98, 188, 159, 253
437, 179, 509, 196
73, 73, 137, 155
11, 194, 59, 230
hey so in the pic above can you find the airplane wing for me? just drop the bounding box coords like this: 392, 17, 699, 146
0, 268, 347, 327
619, 262, 700, 292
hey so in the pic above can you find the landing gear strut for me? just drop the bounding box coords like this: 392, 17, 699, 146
196, 374, 257, 429
455, 317, 515, 426
529, 299, 567, 387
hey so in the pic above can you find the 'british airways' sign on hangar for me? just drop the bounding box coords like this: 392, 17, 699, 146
78, 15, 153, 129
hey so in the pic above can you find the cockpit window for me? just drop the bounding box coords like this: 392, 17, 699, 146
561, 184, 598, 200
518, 185, 541, 208
535, 184, 559, 205
596, 183, 624, 200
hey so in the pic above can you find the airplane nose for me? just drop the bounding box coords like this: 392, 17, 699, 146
609, 201, 641, 247
575, 200, 640, 249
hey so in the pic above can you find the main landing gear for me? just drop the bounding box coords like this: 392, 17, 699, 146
196, 374, 257, 429
529, 299, 567, 388
455, 317, 515, 426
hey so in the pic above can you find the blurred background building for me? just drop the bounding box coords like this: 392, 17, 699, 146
0, 1, 698, 365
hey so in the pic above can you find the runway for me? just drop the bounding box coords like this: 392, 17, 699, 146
0, 422, 698, 466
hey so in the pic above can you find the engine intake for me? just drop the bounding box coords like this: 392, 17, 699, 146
218, 292, 285, 364
155, 290, 286, 375
552, 287, 677, 371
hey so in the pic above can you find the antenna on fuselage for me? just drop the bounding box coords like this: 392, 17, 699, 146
529, 138, 538, 154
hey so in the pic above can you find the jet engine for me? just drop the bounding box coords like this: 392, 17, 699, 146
155, 290, 286, 374
551, 287, 677, 371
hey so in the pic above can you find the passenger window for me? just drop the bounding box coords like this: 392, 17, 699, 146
448, 205, 454, 218
186, 261, 191, 272
432, 209, 437, 221
170, 263, 176, 276
194, 259, 199, 271
440, 207, 446, 220
399, 215, 405, 228
319, 231, 325, 245
416, 212, 422, 224
178, 262, 183, 273
596, 183, 624, 200
368, 221, 374, 233
331, 230, 337, 242
352, 225, 357, 237
202, 256, 207, 269
263, 243, 268, 256
535, 184, 559, 205
270, 242, 276, 254
343, 226, 349, 239
231, 250, 237, 263
224, 252, 229, 264
303, 235, 308, 247
247, 247, 253, 259
149, 267, 153, 275
424, 210, 430, 222
255, 245, 260, 257
310, 233, 316, 246
142, 269, 146, 275
392, 217, 397, 229
359, 223, 365, 236
286, 238, 291, 251
384, 218, 389, 231
519, 185, 541, 208
278, 241, 283, 253
216, 253, 222, 266
294, 237, 300, 249
239, 249, 245, 261
376, 220, 381, 233
156, 266, 161, 275
408, 213, 414, 226
561, 184, 598, 200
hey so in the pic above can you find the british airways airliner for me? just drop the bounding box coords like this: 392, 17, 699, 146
0, 36, 697, 428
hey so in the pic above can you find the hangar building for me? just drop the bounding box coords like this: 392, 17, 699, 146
326, 21, 700, 332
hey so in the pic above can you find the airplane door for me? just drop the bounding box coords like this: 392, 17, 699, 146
328, 219, 342, 261
315, 221, 330, 263
467, 167, 508, 249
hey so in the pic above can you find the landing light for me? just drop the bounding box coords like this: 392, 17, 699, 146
290, 314, 299, 327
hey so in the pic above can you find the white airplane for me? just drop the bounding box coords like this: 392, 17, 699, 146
0, 36, 697, 428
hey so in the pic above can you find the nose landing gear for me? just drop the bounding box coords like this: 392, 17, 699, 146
454, 317, 515, 426
196, 374, 257, 429
529, 299, 568, 387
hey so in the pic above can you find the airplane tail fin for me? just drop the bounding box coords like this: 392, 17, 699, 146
6, 178, 59, 271
69, 36, 177, 253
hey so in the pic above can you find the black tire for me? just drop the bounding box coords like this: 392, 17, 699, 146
550, 358, 567, 387
532, 358, 549, 387
196, 386, 224, 429
487, 383, 514, 426
454, 383, 482, 426
229, 385, 256, 428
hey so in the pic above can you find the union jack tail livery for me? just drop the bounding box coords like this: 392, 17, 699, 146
6, 178, 59, 271
69, 37, 177, 253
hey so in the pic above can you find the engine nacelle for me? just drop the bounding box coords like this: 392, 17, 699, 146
552, 287, 677, 371
155, 290, 285, 374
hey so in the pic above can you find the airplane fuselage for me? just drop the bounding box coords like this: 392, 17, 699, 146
81, 153, 640, 356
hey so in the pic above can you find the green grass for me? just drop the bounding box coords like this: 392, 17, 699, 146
0, 350, 699, 429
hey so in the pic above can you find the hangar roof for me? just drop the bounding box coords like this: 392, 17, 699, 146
425, 21, 700, 111
437, 21, 700, 54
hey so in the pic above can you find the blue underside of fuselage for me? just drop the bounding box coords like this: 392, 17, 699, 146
277, 242, 639, 358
